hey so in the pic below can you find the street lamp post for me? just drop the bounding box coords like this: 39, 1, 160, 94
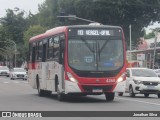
57, 15, 101, 24
129, 24, 132, 61
7, 40, 17, 67
152, 30, 158, 69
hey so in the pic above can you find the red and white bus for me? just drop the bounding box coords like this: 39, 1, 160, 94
28, 24, 126, 101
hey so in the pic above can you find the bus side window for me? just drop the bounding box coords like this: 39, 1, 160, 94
37, 41, 43, 61
53, 36, 60, 62
32, 43, 36, 63
42, 39, 47, 62
59, 34, 65, 65
28, 43, 31, 62
47, 38, 54, 60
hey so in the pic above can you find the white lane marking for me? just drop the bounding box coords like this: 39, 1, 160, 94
14, 81, 20, 83
23, 81, 28, 83
0, 81, 28, 84
116, 97, 160, 106
4, 82, 9, 83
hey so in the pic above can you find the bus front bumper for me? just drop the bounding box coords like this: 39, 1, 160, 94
65, 80, 126, 94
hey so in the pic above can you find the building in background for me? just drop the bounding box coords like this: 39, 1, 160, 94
127, 32, 160, 69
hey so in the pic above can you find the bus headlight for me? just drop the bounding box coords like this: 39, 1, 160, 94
67, 72, 78, 83
117, 72, 126, 83
117, 77, 123, 83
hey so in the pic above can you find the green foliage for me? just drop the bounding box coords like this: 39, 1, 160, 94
72, 0, 160, 46
37, 0, 60, 27
0, 25, 6, 47
0, 9, 27, 44
144, 27, 160, 39
152, 27, 160, 33
1, 0, 160, 64
23, 25, 47, 48
144, 32, 155, 39
0, 9, 27, 64
35, 0, 160, 47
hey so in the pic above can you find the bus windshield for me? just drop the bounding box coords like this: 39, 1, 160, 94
68, 37, 124, 71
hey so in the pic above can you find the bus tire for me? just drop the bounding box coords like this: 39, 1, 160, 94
45, 90, 52, 96
37, 78, 45, 97
105, 92, 115, 101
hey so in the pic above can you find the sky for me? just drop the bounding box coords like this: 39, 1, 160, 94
0, 0, 45, 18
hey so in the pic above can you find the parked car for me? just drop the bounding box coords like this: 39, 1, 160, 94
153, 69, 160, 77
0, 66, 10, 77
119, 68, 160, 98
10, 68, 27, 80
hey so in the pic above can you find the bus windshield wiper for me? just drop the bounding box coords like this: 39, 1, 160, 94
80, 37, 94, 53
98, 39, 110, 53
81, 37, 97, 70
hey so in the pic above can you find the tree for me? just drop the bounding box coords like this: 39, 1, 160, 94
144, 27, 160, 39
36, 0, 160, 47
0, 9, 27, 44
73, 0, 160, 46
0, 25, 6, 49
23, 25, 47, 63
1, 0, 160, 64
0, 9, 27, 66
144, 32, 155, 39
37, 0, 60, 27
23, 25, 47, 49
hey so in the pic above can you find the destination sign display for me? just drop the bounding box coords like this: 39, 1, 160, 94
77, 30, 112, 36
68, 28, 122, 37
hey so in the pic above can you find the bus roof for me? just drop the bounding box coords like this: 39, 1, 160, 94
29, 24, 122, 43
29, 26, 67, 42
68, 24, 122, 29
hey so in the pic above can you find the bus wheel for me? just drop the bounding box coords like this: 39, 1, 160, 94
45, 91, 52, 96
105, 92, 115, 101
157, 93, 160, 98
37, 80, 44, 97
57, 85, 65, 101
118, 92, 123, 96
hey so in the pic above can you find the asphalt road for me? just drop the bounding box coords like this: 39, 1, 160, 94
0, 76, 160, 120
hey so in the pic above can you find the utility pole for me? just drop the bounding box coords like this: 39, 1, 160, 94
129, 24, 132, 61
152, 30, 158, 69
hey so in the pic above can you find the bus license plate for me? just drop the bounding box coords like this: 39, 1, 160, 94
147, 86, 155, 89
92, 89, 102, 92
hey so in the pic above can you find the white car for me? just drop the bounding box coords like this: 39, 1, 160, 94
153, 69, 160, 77
0, 66, 10, 77
10, 68, 27, 80
120, 68, 160, 98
